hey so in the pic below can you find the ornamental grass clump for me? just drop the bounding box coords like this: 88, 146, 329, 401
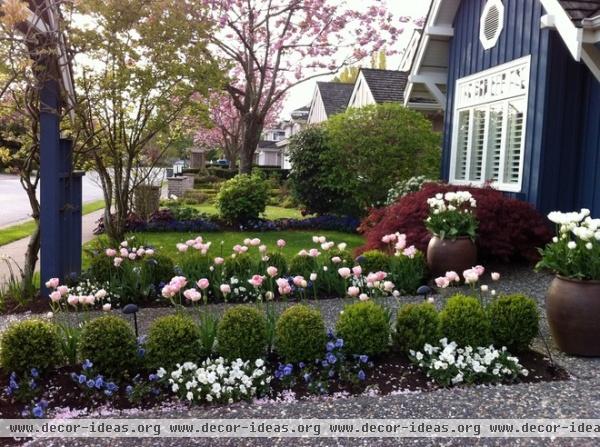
537, 209, 600, 280
425, 191, 478, 240
0, 320, 62, 375
335, 301, 390, 356
438, 294, 490, 348
79, 315, 138, 379
488, 294, 539, 353
394, 303, 440, 354
275, 305, 327, 363
145, 315, 202, 371
217, 306, 267, 361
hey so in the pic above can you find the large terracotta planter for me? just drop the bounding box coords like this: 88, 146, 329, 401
426, 235, 477, 278
546, 276, 600, 356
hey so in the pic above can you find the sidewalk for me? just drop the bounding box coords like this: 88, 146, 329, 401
0, 209, 104, 283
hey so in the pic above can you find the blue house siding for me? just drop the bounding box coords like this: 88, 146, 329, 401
442, 0, 551, 206
579, 77, 600, 213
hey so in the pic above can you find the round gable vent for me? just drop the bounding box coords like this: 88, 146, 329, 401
480, 0, 505, 50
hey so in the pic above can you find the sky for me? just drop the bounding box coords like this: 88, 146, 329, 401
282, 0, 432, 117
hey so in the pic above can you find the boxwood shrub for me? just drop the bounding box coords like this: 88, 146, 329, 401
335, 301, 390, 356
439, 294, 490, 347
275, 305, 327, 363
216, 174, 269, 223
357, 250, 391, 273
488, 294, 539, 352
0, 320, 62, 374
145, 315, 202, 371
217, 306, 267, 361
394, 302, 440, 353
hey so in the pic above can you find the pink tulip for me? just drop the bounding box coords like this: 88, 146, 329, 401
250, 238, 261, 246
266, 266, 278, 278
67, 295, 79, 306
259, 245, 267, 253
331, 256, 342, 264
347, 286, 360, 297
240, 246, 249, 253
128, 253, 137, 260
102, 303, 111, 311
184, 288, 202, 302
309, 248, 320, 257
463, 269, 479, 284
233, 244, 243, 254
383, 281, 395, 292
176, 243, 188, 253
57, 285, 69, 296
49, 291, 62, 302
375, 271, 387, 281
220, 284, 231, 294
277, 239, 286, 248
214, 257, 225, 265
352, 266, 362, 277
381, 235, 391, 244
435, 277, 450, 288
185, 239, 195, 246
249, 275, 264, 287
359, 293, 369, 301
105, 249, 117, 257
119, 248, 129, 257
197, 278, 210, 290
276, 278, 289, 288
146, 249, 155, 256
491, 272, 500, 281
445, 271, 460, 283
85, 295, 95, 305
473, 265, 485, 276
310, 273, 317, 281
298, 249, 308, 257
293, 276, 305, 287
113, 257, 123, 267
403, 246, 417, 258
161, 285, 175, 298
45, 278, 60, 289
338, 268, 351, 279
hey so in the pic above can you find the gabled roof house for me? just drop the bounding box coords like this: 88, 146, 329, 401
306, 82, 354, 124
347, 68, 408, 107
405, 0, 600, 215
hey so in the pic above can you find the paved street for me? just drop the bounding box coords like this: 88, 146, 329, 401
0, 173, 105, 228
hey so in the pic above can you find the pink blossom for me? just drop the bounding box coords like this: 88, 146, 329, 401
105, 249, 117, 257
102, 303, 111, 312
161, 285, 175, 298
176, 243, 188, 253
259, 245, 267, 253
49, 291, 62, 302
119, 247, 129, 257
67, 295, 79, 307
310, 273, 317, 281
137, 248, 145, 257
359, 293, 369, 301
239, 246, 249, 253
233, 244, 243, 254
352, 265, 362, 277
435, 277, 450, 288
197, 278, 210, 290
463, 269, 480, 284
309, 248, 320, 257
128, 253, 137, 260
473, 265, 485, 276
249, 275, 265, 287
445, 271, 460, 282
381, 235, 391, 244
383, 281, 395, 292
347, 286, 360, 297
57, 285, 69, 296
266, 266, 278, 278
298, 249, 309, 257
146, 249, 155, 256
331, 256, 342, 264
292, 276, 305, 287
113, 257, 123, 267
185, 239, 196, 246
220, 284, 231, 294
45, 278, 59, 289
374, 271, 387, 281
338, 268, 351, 279
491, 272, 500, 281
184, 288, 202, 302
277, 239, 286, 248
250, 238, 261, 246
402, 246, 417, 258
214, 257, 224, 265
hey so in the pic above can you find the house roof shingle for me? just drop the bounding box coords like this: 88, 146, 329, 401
558, 0, 600, 24
316, 82, 354, 117
359, 68, 409, 103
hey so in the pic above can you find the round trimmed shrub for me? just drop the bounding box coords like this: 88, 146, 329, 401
0, 320, 62, 374
358, 250, 391, 273
389, 252, 428, 295
488, 294, 539, 352
265, 252, 288, 276
289, 254, 318, 278
79, 315, 138, 379
224, 253, 257, 279
216, 173, 269, 223
275, 305, 327, 363
439, 294, 490, 347
394, 303, 440, 353
217, 306, 267, 360
145, 315, 201, 371
335, 301, 390, 356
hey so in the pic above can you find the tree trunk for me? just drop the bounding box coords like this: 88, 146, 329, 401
239, 119, 262, 174
22, 223, 40, 291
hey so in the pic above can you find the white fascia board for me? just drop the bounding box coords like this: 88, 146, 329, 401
425, 24, 454, 37
540, 0, 583, 60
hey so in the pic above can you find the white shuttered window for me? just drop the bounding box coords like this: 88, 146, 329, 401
450, 56, 530, 192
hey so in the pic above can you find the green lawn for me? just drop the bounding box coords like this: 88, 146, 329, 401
85, 230, 364, 267
0, 200, 105, 247
192, 204, 304, 220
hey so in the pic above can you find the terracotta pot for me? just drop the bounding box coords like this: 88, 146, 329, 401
426, 235, 477, 278
546, 276, 600, 356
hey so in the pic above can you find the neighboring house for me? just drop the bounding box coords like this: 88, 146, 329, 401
405, 0, 600, 215
306, 82, 354, 124
255, 105, 310, 168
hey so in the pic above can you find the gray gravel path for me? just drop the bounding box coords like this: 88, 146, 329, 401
11, 264, 600, 447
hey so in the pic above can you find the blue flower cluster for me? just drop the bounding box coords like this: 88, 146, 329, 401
124, 373, 161, 403
4, 370, 39, 397
22, 399, 48, 418
70, 360, 118, 397
274, 332, 372, 396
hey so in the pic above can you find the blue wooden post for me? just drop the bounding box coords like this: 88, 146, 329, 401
40, 79, 62, 297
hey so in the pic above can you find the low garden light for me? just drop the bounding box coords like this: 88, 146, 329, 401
122, 304, 140, 337
416, 285, 432, 301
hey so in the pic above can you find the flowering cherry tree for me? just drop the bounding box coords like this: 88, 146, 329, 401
200, 0, 409, 173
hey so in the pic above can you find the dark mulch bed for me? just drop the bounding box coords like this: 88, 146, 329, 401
0, 296, 51, 316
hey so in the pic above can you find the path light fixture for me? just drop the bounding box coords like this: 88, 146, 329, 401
416, 285, 433, 301
122, 304, 140, 337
